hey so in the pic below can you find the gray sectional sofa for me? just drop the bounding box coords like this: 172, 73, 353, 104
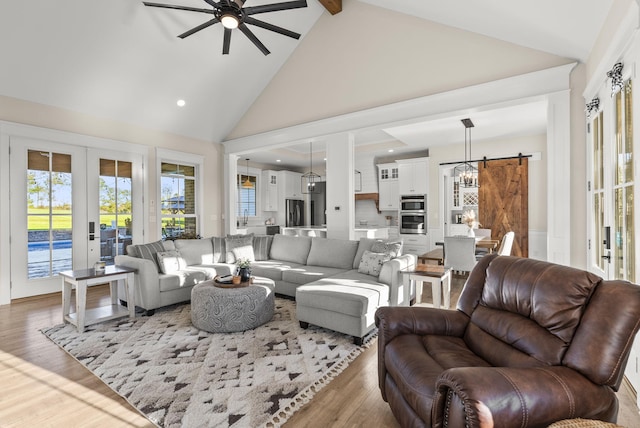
115, 234, 415, 343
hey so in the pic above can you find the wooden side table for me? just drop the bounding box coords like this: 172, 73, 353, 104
401, 266, 452, 308
60, 265, 136, 332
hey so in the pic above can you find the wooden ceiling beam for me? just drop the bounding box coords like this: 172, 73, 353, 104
318, 0, 342, 15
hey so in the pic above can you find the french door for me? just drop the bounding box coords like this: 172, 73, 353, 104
588, 79, 635, 282
9, 138, 143, 299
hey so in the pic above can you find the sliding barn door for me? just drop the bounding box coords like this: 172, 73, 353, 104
478, 158, 528, 257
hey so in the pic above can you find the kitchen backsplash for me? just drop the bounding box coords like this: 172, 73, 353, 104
355, 200, 398, 226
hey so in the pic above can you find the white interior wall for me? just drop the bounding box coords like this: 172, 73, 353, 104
227, 1, 571, 140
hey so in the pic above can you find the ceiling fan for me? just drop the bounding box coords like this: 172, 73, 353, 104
142, 0, 308, 55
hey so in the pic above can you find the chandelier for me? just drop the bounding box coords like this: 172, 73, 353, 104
453, 118, 478, 188
301, 141, 321, 194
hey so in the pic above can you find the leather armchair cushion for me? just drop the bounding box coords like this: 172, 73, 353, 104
469, 257, 600, 366
384, 334, 491, 423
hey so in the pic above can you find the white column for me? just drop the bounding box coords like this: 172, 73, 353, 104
224, 153, 239, 235
546, 90, 571, 265
325, 133, 355, 240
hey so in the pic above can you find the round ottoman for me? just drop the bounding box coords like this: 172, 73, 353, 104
190, 276, 275, 333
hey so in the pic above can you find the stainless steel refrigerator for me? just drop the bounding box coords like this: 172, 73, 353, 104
285, 199, 304, 227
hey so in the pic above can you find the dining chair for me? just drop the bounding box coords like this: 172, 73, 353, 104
474, 228, 492, 259
497, 231, 515, 255
444, 236, 477, 273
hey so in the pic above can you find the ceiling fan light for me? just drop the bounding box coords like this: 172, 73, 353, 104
221, 14, 239, 29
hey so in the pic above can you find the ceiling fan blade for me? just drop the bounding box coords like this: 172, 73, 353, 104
222, 27, 232, 54
178, 18, 219, 39
202, 0, 217, 7
244, 17, 300, 39
143, 2, 215, 14
238, 23, 270, 55
244, 0, 307, 16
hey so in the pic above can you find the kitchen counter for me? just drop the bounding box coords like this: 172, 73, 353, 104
282, 226, 390, 239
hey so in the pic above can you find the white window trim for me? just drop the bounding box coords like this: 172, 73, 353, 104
156, 148, 204, 239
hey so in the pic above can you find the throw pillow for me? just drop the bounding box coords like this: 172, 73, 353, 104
358, 250, 391, 277
371, 240, 403, 258
253, 235, 273, 261
225, 233, 254, 263
232, 245, 255, 263
156, 250, 186, 274
211, 236, 226, 263
128, 240, 168, 270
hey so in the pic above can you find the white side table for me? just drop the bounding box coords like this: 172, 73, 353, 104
401, 266, 452, 308
60, 265, 136, 332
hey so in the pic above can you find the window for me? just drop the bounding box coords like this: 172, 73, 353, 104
237, 173, 257, 222
160, 162, 198, 239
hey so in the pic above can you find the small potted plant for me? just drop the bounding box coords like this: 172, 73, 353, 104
235, 258, 252, 283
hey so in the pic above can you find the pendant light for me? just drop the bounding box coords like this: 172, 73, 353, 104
301, 142, 321, 194
453, 118, 479, 188
241, 158, 253, 189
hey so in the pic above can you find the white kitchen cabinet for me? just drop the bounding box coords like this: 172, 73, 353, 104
378, 163, 399, 211
400, 234, 428, 256
280, 170, 303, 200
398, 158, 429, 195
262, 170, 279, 211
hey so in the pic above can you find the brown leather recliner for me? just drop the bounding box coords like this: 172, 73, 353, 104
375, 255, 640, 428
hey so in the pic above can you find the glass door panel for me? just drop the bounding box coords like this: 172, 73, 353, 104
11, 140, 87, 299
612, 80, 635, 282
590, 79, 635, 282
87, 149, 143, 269
99, 159, 133, 265
592, 111, 607, 275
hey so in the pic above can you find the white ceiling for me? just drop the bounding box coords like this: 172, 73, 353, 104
0, 0, 613, 169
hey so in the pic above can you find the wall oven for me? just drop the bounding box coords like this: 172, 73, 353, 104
400, 194, 427, 234
400, 211, 427, 234
400, 195, 426, 211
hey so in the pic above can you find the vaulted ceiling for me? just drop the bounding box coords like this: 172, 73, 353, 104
0, 0, 613, 166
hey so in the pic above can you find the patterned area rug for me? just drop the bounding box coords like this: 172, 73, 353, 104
42, 298, 374, 428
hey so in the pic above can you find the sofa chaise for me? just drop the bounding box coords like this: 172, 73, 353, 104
115, 234, 415, 343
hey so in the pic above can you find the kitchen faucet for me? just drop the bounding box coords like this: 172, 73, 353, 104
242, 209, 248, 226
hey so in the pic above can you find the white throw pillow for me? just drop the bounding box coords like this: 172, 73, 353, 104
358, 250, 391, 277
156, 250, 186, 274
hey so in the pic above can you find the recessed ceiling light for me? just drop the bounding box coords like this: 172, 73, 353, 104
177, 99, 186, 107
276, 159, 281, 163
388, 149, 394, 153
323, 158, 327, 161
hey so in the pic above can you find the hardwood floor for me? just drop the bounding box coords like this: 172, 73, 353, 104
0, 277, 638, 427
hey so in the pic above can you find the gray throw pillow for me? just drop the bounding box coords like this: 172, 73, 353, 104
253, 235, 273, 261
211, 236, 226, 263
225, 233, 254, 263
358, 250, 391, 277
371, 240, 403, 258
128, 240, 168, 270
